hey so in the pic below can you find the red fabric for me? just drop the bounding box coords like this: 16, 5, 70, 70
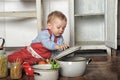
8, 43, 51, 65
8, 29, 58, 65
31, 42, 51, 59
54, 36, 58, 43
22, 62, 34, 77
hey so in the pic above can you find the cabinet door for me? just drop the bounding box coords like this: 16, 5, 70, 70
5, 18, 38, 47
3, 1, 38, 47
0, 1, 5, 39
105, 0, 118, 49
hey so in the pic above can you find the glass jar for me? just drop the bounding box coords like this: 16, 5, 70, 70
0, 54, 8, 78
10, 61, 22, 79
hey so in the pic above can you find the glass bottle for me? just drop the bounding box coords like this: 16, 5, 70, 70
0, 54, 8, 78
10, 60, 22, 79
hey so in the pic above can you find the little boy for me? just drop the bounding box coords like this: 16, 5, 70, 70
8, 11, 69, 65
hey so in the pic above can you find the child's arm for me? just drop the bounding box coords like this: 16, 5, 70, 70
32, 30, 69, 50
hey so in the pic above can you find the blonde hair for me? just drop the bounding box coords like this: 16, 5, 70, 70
47, 11, 67, 24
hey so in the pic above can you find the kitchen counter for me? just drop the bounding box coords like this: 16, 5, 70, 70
0, 56, 120, 80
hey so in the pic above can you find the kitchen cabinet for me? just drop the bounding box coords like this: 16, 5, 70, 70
0, 0, 42, 47
0, 1, 5, 41
118, 1, 120, 46
69, 0, 118, 57
0, 0, 70, 47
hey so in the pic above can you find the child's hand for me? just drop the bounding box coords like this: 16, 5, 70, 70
55, 44, 69, 51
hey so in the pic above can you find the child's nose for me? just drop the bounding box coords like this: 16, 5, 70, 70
60, 28, 64, 31
59, 29, 63, 33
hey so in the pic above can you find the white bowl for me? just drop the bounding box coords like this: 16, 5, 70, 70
33, 64, 51, 70
33, 64, 59, 80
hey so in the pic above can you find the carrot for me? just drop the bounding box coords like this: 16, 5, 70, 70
38, 60, 47, 64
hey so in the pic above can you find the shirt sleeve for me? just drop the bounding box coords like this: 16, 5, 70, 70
32, 30, 58, 50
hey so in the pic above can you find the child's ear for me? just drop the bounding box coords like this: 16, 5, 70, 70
47, 23, 52, 29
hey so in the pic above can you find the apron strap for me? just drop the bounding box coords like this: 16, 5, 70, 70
47, 29, 58, 43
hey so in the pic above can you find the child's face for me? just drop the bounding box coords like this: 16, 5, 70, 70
48, 18, 67, 36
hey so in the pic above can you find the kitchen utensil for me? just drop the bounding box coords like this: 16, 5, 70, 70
55, 45, 92, 77
0, 37, 5, 55
33, 64, 59, 80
